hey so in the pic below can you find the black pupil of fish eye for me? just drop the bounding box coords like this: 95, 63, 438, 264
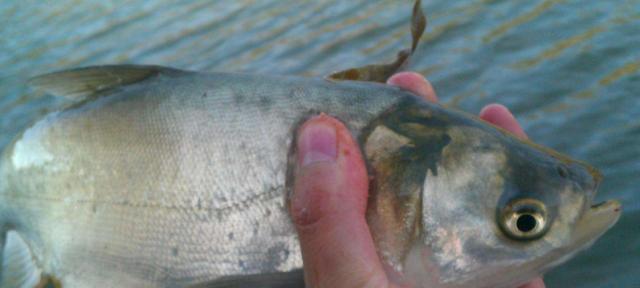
516, 214, 537, 233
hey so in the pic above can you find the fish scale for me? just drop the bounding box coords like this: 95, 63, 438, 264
1, 71, 402, 287
0, 1, 620, 286
0, 67, 620, 288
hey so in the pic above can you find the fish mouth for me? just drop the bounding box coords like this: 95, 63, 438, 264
590, 200, 621, 211
572, 199, 621, 246
573, 163, 620, 244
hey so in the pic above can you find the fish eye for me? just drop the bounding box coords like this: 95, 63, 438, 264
499, 198, 548, 240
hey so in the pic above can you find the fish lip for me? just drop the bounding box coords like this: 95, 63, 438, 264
590, 199, 622, 212
586, 199, 621, 223
571, 165, 620, 246
572, 199, 621, 246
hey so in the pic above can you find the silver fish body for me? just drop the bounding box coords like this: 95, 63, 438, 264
0, 67, 620, 288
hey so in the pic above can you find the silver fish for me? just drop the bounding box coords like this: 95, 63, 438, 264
0, 1, 620, 287
0, 64, 620, 288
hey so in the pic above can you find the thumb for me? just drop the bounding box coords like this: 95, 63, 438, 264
290, 114, 389, 288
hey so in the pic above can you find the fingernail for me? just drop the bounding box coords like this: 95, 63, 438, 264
297, 119, 337, 167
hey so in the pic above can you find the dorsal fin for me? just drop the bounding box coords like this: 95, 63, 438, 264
326, 0, 426, 83
28, 65, 184, 100
0, 231, 41, 288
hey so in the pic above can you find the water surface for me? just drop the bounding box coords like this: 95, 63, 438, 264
1, 0, 638, 287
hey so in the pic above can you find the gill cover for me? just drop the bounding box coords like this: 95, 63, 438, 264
360, 97, 451, 270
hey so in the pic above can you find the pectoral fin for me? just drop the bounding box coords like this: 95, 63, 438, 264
189, 269, 304, 288
1, 231, 41, 288
326, 0, 426, 82
29, 65, 185, 100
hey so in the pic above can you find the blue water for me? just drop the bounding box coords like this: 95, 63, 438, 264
1, 0, 638, 287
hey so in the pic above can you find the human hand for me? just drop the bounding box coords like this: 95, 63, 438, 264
289, 72, 545, 288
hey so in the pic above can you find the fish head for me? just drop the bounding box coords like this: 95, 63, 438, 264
361, 98, 620, 287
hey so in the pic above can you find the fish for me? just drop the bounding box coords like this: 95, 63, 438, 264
0, 1, 620, 288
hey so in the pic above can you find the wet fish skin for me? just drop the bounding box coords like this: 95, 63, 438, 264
0, 67, 619, 288
0, 69, 402, 288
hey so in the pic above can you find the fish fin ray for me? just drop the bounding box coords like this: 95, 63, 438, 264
28, 64, 185, 100
0, 231, 42, 288
189, 269, 304, 288
326, 0, 426, 83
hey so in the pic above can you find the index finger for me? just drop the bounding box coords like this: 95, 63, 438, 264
387, 72, 438, 103
479, 103, 528, 139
